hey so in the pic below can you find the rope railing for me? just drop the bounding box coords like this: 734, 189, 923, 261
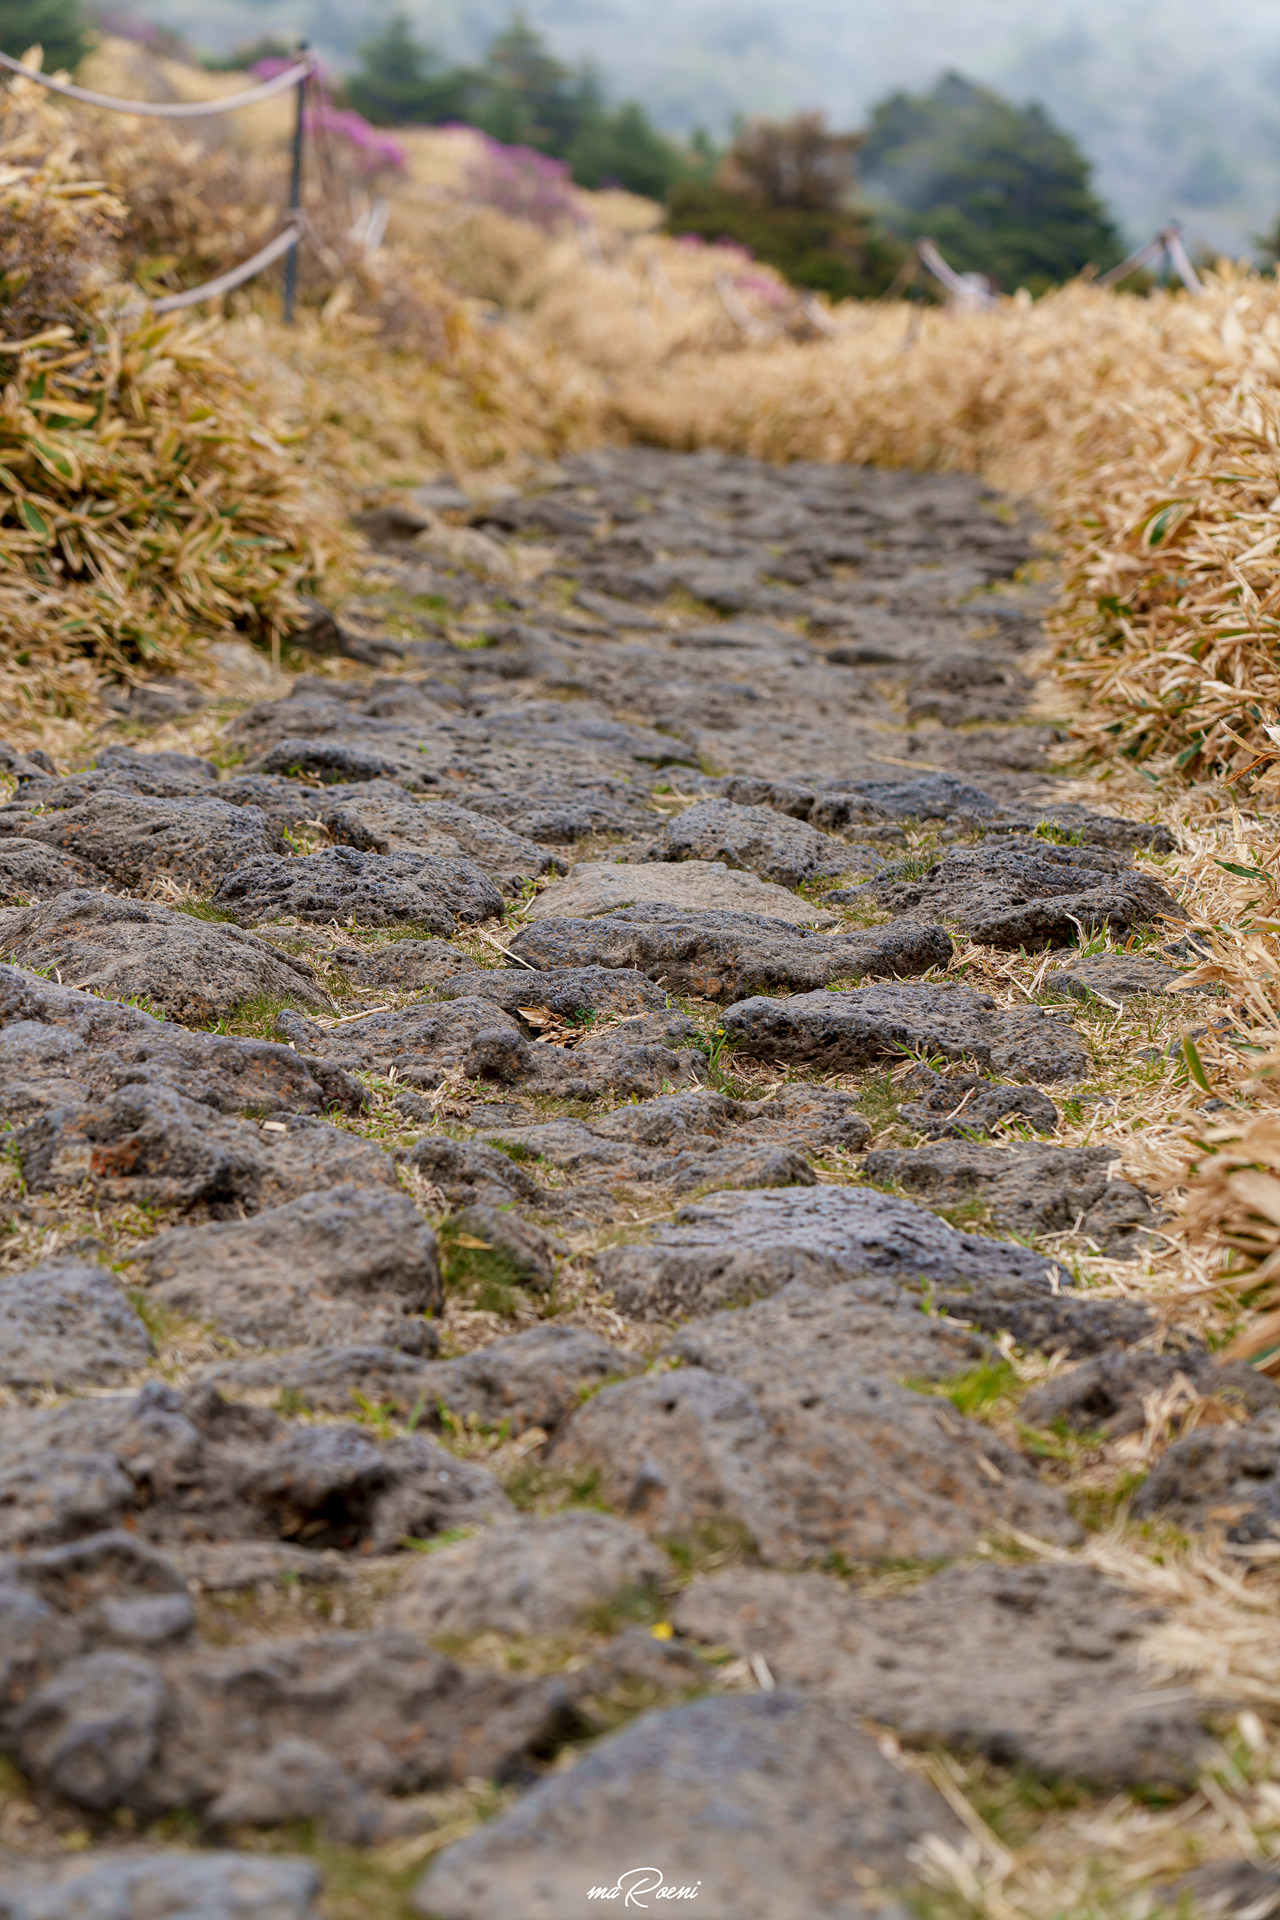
0, 48, 311, 117
0, 46, 313, 319
1095, 223, 1204, 294
151, 224, 302, 313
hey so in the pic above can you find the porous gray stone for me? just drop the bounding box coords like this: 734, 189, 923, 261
897, 1063, 1059, 1138
0, 891, 330, 1025
509, 904, 951, 1000
594, 1185, 1152, 1355
524, 860, 838, 926
863, 1140, 1158, 1252
384, 1512, 668, 1639
320, 786, 561, 894
550, 1362, 1077, 1562
1021, 1351, 1279, 1439
0, 793, 283, 891
16, 1090, 396, 1216
446, 1204, 561, 1291
0, 1847, 322, 1919
1043, 951, 1190, 1002
866, 837, 1181, 948
199, 1324, 635, 1433
213, 846, 503, 931
673, 1561, 1209, 1787
413, 1692, 961, 1920
1132, 1412, 1280, 1543
666, 1279, 996, 1388
437, 966, 668, 1020
721, 981, 1090, 1082
290, 997, 707, 1100
654, 797, 872, 888
0, 1382, 510, 1556
0, 1261, 153, 1394
331, 938, 474, 989
138, 1186, 442, 1352
0, 840, 106, 904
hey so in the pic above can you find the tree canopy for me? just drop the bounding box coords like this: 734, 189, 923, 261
0, 0, 86, 75
861, 71, 1122, 291
345, 10, 685, 200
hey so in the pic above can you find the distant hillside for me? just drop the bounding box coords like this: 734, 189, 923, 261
128, 0, 1279, 253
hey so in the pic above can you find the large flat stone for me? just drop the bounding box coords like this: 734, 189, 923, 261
594, 1185, 1153, 1354
673, 1561, 1209, 1787
0, 1261, 153, 1395
414, 1693, 961, 1920
137, 1186, 441, 1353
384, 1512, 667, 1639
0, 891, 330, 1026
721, 981, 1090, 1081
654, 798, 873, 888
549, 1363, 1077, 1563
213, 847, 503, 931
523, 860, 838, 927
0, 794, 283, 891
509, 905, 950, 999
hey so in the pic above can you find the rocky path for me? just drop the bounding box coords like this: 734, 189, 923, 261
0, 450, 1266, 1920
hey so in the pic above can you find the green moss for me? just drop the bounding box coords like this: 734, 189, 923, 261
437, 1216, 531, 1318
902, 1358, 1020, 1422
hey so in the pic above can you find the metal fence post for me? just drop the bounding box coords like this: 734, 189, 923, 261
283, 48, 308, 325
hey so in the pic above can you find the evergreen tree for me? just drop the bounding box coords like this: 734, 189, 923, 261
667, 113, 905, 301
0, 0, 86, 75
569, 101, 679, 199
346, 11, 473, 127
861, 72, 1122, 292
471, 13, 574, 151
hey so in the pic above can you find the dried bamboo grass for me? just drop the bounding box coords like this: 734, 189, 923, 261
0, 66, 339, 723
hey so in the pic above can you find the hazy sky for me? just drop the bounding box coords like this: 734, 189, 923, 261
139, 0, 1280, 252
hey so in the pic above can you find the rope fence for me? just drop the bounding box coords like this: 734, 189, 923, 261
3, 43, 1214, 335
0, 46, 314, 319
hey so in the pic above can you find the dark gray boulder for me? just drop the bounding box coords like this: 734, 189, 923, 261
384, 1511, 667, 1639
866, 837, 1181, 948
1022, 1351, 1279, 1439
0, 1382, 509, 1556
594, 1185, 1152, 1354
666, 1279, 996, 1387
199, 1323, 635, 1433
550, 1363, 1077, 1562
654, 797, 873, 888
0, 1261, 153, 1394
213, 846, 503, 930
509, 905, 951, 1000
0, 891, 330, 1025
413, 1692, 961, 1920
320, 787, 561, 893
673, 1561, 1209, 1788
332, 937, 474, 989
0, 839, 106, 904
0, 1848, 322, 1919
0, 794, 283, 891
137, 1185, 442, 1351
16, 1088, 396, 1215
864, 1139, 1159, 1252
897, 1063, 1059, 1138
721, 982, 1089, 1081
1132, 1412, 1280, 1542
1044, 951, 1189, 1002
437, 965, 668, 1020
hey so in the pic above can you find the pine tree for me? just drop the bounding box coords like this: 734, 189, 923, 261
861, 72, 1122, 292
346, 11, 472, 127
0, 0, 86, 75
569, 101, 679, 199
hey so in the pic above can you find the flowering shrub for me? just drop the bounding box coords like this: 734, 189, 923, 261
464, 136, 576, 231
